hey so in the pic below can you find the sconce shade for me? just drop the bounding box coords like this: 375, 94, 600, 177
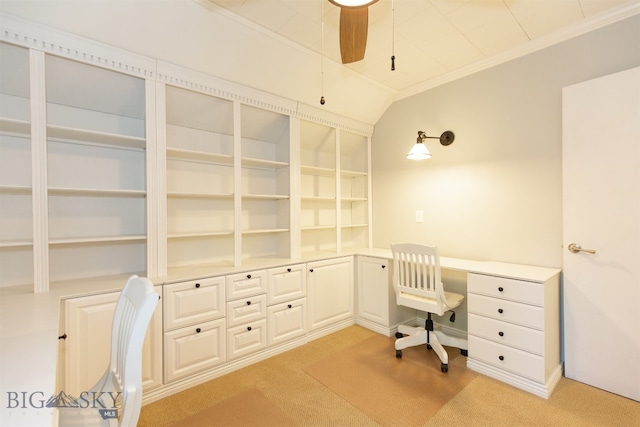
407, 141, 431, 160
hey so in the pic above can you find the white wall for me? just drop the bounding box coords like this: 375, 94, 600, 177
372, 15, 640, 268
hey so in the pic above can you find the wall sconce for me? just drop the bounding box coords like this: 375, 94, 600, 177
406, 130, 455, 160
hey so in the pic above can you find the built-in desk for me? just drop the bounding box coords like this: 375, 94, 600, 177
0, 249, 561, 426
351, 248, 562, 399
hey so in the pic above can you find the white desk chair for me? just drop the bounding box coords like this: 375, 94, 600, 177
58, 275, 159, 427
391, 243, 467, 372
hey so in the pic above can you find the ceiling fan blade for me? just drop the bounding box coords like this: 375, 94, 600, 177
339, 7, 369, 64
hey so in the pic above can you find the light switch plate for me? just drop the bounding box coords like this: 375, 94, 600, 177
415, 210, 424, 223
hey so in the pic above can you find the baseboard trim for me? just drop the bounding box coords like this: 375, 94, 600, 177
466, 358, 563, 399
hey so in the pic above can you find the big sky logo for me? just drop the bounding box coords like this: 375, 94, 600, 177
6, 390, 121, 419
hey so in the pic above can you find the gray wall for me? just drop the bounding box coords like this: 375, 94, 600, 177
372, 15, 640, 268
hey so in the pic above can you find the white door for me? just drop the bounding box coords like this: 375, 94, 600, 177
562, 67, 640, 401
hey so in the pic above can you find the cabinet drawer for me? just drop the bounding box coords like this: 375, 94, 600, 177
164, 277, 225, 330
227, 318, 267, 360
468, 313, 544, 355
468, 293, 544, 330
268, 298, 307, 346
468, 273, 544, 306
226, 270, 267, 301
267, 264, 306, 305
469, 335, 544, 382
164, 318, 226, 383
226, 294, 267, 328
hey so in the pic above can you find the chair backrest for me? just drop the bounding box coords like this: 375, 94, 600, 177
110, 275, 158, 426
391, 243, 447, 315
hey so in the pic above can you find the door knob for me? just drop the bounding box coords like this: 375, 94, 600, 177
568, 243, 596, 254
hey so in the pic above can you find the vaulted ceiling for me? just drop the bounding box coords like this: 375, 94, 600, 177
206, 0, 632, 97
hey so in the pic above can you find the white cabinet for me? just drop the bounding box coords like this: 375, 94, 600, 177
267, 264, 307, 346
307, 257, 354, 333
226, 269, 268, 360
466, 271, 561, 398
63, 286, 162, 396
163, 277, 226, 383
356, 256, 415, 335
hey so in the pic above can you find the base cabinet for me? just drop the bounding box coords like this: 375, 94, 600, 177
466, 271, 561, 398
163, 277, 227, 383
307, 257, 354, 332
63, 286, 162, 396
356, 256, 415, 334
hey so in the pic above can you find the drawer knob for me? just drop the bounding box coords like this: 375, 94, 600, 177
195, 283, 200, 288
287, 268, 292, 272
196, 328, 201, 333
499, 355, 504, 361
288, 304, 292, 309
309, 268, 314, 273
247, 326, 252, 331
498, 287, 503, 292
246, 300, 251, 305
499, 331, 504, 337
247, 274, 251, 279
498, 308, 504, 314
381, 265, 386, 269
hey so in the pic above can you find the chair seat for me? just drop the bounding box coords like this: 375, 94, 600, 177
397, 290, 464, 314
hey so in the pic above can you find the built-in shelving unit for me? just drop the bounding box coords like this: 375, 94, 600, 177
300, 120, 337, 253
0, 22, 373, 291
44, 54, 147, 285
164, 85, 235, 269
339, 130, 370, 249
0, 42, 32, 287
240, 105, 291, 260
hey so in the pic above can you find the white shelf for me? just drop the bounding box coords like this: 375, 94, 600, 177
48, 187, 146, 198
167, 192, 234, 200
49, 235, 147, 246
242, 194, 289, 200
47, 125, 146, 150
241, 157, 289, 169
341, 169, 367, 178
302, 225, 335, 231
301, 196, 335, 202
0, 239, 33, 248
0, 118, 30, 135
166, 148, 233, 165
242, 228, 289, 235
0, 185, 31, 195
167, 231, 234, 239
342, 223, 368, 229
341, 197, 367, 202
301, 165, 335, 177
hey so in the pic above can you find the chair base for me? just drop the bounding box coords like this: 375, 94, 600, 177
395, 324, 468, 368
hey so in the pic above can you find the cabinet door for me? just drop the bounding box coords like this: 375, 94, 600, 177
357, 256, 390, 325
307, 257, 354, 331
164, 318, 226, 383
227, 318, 268, 360
267, 264, 306, 305
63, 286, 162, 396
226, 270, 267, 301
164, 276, 225, 331
268, 298, 307, 346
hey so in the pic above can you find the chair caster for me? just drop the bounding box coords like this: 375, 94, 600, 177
441, 363, 448, 373
396, 350, 402, 358
395, 332, 403, 339
460, 349, 468, 356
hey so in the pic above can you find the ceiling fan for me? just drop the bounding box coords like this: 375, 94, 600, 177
329, 0, 379, 64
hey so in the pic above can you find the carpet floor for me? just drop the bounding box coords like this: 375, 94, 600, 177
139, 325, 640, 426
